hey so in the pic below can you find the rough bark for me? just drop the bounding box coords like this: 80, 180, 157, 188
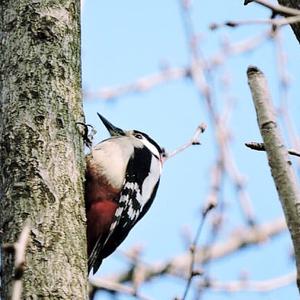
247, 66, 300, 292
0, 0, 88, 299
278, 0, 300, 43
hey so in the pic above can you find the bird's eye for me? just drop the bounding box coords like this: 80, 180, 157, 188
135, 134, 143, 139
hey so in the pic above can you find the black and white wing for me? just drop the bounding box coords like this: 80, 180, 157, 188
101, 147, 161, 256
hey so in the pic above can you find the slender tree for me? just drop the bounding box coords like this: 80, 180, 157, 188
0, 0, 88, 298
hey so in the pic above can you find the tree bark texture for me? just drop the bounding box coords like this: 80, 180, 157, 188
0, 0, 88, 299
247, 66, 300, 292
278, 0, 300, 44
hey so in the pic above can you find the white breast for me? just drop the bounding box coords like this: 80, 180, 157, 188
91, 138, 134, 189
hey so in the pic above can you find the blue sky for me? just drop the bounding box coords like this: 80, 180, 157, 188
81, 1, 300, 299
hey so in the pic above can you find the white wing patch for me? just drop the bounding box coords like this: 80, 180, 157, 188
104, 181, 143, 245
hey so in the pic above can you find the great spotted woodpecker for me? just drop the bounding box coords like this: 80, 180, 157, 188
86, 114, 163, 274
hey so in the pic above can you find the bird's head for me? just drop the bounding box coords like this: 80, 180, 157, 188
97, 113, 163, 160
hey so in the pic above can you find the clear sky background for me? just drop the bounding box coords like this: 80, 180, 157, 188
81, 1, 300, 299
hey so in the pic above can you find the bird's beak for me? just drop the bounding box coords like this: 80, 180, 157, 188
97, 113, 125, 136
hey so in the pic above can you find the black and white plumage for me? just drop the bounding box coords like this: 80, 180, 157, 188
86, 114, 163, 274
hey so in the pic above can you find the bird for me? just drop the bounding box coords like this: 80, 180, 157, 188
86, 113, 163, 274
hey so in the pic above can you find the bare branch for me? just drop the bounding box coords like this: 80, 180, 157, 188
200, 272, 296, 292
89, 277, 154, 300
202, 160, 224, 213
181, 204, 215, 300
277, 0, 300, 43
85, 32, 269, 102
103, 218, 286, 284
3, 220, 31, 300
162, 123, 206, 162
245, 0, 300, 17
178, 0, 258, 227
245, 142, 300, 157
84, 67, 190, 100
272, 30, 300, 170
210, 15, 300, 30
247, 65, 300, 291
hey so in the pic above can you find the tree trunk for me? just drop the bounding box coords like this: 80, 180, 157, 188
247, 66, 300, 292
278, 0, 300, 43
0, 0, 88, 299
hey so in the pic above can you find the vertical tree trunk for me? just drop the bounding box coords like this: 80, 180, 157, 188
247, 66, 300, 291
0, 0, 88, 299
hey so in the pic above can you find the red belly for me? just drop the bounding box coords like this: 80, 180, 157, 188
85, 157, 121, 256
87, 199, 118, 255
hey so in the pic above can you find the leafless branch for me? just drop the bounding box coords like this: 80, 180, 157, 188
89, 277, 154, 300
247, 65, 300, 291
181, 203, 215, 300
85, 32, 269, 102
84, 67, 190, 100
200, 272, 296, 292
82, 2, 299, 299
103, 218, 286, 285
245, 0, 300, 17
202, 160, 225, 216
210, 15, 300, 30
178, 0, 258, 227
272, 30, 300, 170
162, 123, 206, 162
2, 220, 31, 300
245, 142, 300, 157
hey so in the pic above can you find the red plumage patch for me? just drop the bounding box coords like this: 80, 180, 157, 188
87, 199, 118, 256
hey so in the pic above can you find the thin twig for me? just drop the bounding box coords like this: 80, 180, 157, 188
162, 123, 206, 162
245, 0, 300, 17
181, 198, 217, 300
210, 15, 300, 30
181, 209, 211, 300
179, 0, 258, 226
84, 67, 190, 100
3, 220, 31, 300
76, 122, 96, 149
245, 142, 300, 157
84, 33, 269, 102
272, 30, 300, 170
201, 272, 296, 292
103, 218, 286, 284
89, 277, 154, 300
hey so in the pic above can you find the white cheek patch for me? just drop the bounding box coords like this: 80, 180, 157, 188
141, 156, 161, 201
141, 138, 160, 159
